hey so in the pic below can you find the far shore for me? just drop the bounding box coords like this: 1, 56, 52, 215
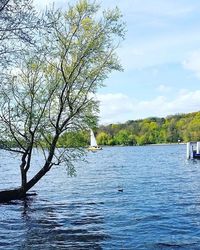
98, 142, 186, 147
145, 142, 186, 146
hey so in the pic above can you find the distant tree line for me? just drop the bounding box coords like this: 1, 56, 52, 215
96, 111, 200, 146
1, 111, 200, 149
51, 111, 200, 147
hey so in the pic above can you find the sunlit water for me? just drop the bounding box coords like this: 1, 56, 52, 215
1, 145, 200, 249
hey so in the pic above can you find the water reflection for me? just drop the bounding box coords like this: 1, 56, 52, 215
18, 197, 108, 249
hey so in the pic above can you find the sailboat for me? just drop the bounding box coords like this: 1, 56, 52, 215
88, 129, 102, 151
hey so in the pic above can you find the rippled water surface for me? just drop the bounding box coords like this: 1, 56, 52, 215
1, 145, 200, 249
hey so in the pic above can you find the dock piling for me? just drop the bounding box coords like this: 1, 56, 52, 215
186, 142, 191, 159
197, 142, 200, 154
187, 141, 200, 159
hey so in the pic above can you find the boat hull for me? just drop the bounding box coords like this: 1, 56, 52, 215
88, 146, 102, 151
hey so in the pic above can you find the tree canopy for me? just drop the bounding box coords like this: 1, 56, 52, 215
0, 0, 125, 201
0, 0, 39, 67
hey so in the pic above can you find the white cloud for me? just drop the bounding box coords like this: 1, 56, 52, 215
119, 28, 200, 70
98, 90, 200, 124
182, 50, 200, 78
97, 93, 135, 124
156, 84, 172, 93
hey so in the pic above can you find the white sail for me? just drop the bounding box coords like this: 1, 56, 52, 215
90, 129, 98, 147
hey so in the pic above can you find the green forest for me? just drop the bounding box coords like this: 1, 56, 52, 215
58, 111, 200, 147
5, 111, 199, 148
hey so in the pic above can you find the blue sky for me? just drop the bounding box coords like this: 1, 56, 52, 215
34, 0, 200, 124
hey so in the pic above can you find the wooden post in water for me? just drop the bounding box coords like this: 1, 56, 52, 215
186, 142, 191, 159
197, 142, 200, 154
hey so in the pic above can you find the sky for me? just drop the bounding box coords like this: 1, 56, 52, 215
34, 0, 200, 124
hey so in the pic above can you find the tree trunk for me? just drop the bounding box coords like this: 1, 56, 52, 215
0, 165, 50, 203
0, 137, 58, 203
0, 166, 28, 203
25, 164, 50, 191
21, 165, 27, 190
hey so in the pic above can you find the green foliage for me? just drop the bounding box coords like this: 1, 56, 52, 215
57, 131, 89, 148
0, 0, 125, 152
96, 132, 110, 145
95, 111, 200, 146
114, 129, 131, 145
9, 110, 197, 148
0, 0, 126, 194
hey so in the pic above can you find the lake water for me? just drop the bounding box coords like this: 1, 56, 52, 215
1, 145, 200, 249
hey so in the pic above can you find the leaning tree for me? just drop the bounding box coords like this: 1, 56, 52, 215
0, 0, 125, 202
